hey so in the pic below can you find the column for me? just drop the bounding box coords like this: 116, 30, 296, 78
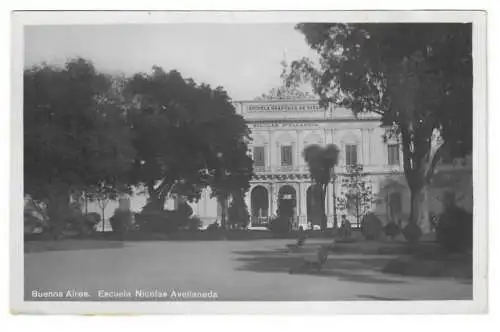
264, 142, 269, 169
334, 177, 341, 228
296, 130, 302, 167
364, 128, 373, 167
276, 142, 280, 168
361, 129, 366, 166
267, 131, 272, 169
327, 182, 334, 227
297, 182, 303, 219
244, 188, 252, 227
271, 184, 278, 217
300, 182, 308, 226
267, 185, 272, 218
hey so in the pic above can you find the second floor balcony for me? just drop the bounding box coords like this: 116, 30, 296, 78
253, 164, 405, 175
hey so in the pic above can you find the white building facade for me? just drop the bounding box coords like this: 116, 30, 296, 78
193, 99, 473, 229
89, 99, 473, 230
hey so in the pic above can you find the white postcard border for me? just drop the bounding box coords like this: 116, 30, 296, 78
10, 10, 488, 315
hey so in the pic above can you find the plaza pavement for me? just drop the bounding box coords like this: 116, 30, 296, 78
24, 238, 472, 301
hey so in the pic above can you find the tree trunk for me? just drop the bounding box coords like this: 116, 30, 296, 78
320, 184, 327, 231
219, 195, 228, 230
332, 183, 338, 229
84, 193, 88, 215
409, 185, 431, 234
101, 206, 106, 232
46, 187, 70, 239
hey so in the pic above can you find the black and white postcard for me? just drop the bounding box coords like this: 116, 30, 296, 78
10, 10, 487, 314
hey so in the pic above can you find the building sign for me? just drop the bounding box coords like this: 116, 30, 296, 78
247, 103, 323, 112
251, 121, 319, 128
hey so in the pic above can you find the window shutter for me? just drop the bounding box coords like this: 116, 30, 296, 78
281, 145, 293, 166
253, 146, 265, 167
345, 145, 357, 166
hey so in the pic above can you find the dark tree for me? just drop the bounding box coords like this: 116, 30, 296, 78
124, 67, 253, 217
228, 189, 251, 229
289, 23, 472, 233
24, 58, 135, 237
302, 144, 340, 231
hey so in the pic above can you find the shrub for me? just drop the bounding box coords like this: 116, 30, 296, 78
109, 209, 133, 239
340, 219, 352, 239
80, 212, 101, 236
176, 202, 200, 230
384, 221, 401, 240
436, 206, 472, 252
24, 208, 45, 234
206, 222, 220, 232
361, 213, 383, 240
184, 216, 203, 231
177, 202, 193, 218
268, 216, 291, 233
403, 223, 423, 243
86, 212, 101, 225
60, 202, 90, 237
135, 209, 178, 234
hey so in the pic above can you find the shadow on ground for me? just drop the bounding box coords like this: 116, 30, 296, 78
233, 247, 408, 285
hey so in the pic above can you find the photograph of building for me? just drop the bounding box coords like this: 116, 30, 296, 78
17, 14, 483, 310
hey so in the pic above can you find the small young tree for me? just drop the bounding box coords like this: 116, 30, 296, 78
87, 183, 131, 232
336, 164, 375, 226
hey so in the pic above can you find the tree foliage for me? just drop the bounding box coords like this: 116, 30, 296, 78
228, 189, 250, 229
124, 67, 253, 214
256, 59, 316, 101
302, 144, 340, 230
289, 23, 472, 232
337, 164, 375, 224
25, 58, 253, 236
24, 58, 136, 235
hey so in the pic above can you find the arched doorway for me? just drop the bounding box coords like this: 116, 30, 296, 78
306, 184, 323, 226
278, 185, 297, 229
251, 186, 269, 225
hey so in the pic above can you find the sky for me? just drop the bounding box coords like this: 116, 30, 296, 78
24, 24, 319, 100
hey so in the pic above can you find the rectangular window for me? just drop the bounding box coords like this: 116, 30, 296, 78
388, 144, 400, 165
345, 144, 358, 166
253, 146, 265, 167
281, 145, 293, 166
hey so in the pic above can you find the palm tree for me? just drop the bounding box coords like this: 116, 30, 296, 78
302, 144, 340, 231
